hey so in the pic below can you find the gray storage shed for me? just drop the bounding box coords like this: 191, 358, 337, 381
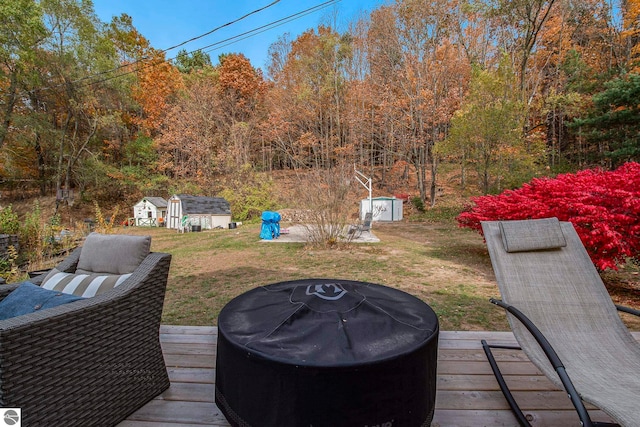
167, 194, 232, 231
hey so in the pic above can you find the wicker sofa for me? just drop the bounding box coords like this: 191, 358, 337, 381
0, 237, 172, 426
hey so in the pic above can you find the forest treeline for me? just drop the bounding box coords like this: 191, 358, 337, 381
1, 0, 640, 211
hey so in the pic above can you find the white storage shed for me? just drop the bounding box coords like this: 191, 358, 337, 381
360, 197, 403, 222
133, 197, 168, 226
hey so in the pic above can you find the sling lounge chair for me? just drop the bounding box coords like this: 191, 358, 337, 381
481, 218, 640, 427
348, 212, 373, 239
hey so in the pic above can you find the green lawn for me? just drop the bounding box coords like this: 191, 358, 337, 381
117, 219, 640, 331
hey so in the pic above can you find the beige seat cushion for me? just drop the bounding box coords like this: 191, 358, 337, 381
42, 268, 132, 297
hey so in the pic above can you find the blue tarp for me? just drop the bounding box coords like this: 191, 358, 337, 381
260, 211, 281, 240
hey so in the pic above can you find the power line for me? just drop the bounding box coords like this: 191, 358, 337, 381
70, 0, 340, 90
32, 0, 284, 91
158, 0, 281, 54
198, 1, 339, 54
2, 0, 341, 95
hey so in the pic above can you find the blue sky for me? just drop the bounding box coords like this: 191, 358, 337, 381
92, 0, 386, 71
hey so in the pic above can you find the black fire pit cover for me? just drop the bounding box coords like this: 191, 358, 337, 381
215, 279, 439, 427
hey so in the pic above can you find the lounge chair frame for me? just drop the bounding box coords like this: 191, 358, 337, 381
483, 299, 639, 427
481, 218, 640, 427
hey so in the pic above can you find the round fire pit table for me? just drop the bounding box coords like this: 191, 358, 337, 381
215, 278, 439, 427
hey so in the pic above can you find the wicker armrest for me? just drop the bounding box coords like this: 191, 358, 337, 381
0, 251, 172, 426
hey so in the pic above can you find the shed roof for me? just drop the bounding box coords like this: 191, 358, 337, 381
140, 197, 168, 208
176, 194, 231, 215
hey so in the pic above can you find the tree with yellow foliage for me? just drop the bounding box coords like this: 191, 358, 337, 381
624, 0, 640, 70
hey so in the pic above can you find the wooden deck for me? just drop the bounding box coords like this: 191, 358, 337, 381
117, 326, 639, 427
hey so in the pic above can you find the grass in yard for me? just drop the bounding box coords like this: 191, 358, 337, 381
429, 284, 499, 330
117, 218, 639, 331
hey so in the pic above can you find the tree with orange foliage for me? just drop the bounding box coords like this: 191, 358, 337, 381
624, 0, 640, 70
526, 0, 624, 167
358, 6, 405, 184
156, 53, 266, 184
215, 53, 266, 172
155, 74, 219, 185
132, 49, 183, 137
394, 0, 469, 206
267, 26, 353, 169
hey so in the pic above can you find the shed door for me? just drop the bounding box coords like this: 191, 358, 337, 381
169, 200, 182, 229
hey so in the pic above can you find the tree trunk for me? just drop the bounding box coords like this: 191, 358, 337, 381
483, 154, 491, 195
461, 148, 467, 190
56, 114, 71, 197
429, 154, 437, 208
0, 72, 18, 148
34, 133, 46, 196
414, 144, 427, 202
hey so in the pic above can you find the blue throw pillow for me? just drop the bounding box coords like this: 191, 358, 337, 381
0, 282, 84, 321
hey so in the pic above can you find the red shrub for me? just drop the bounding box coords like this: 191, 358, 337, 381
457, 162, 640, 270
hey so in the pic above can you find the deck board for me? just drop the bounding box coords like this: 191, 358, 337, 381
118, 327, 640, 427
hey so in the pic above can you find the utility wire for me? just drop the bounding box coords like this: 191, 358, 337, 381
158, 0, 281, 54
3, 0, 340, 95
198, 1, 338, 54
69, 0, 340, 90
30, 0, 283, 91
